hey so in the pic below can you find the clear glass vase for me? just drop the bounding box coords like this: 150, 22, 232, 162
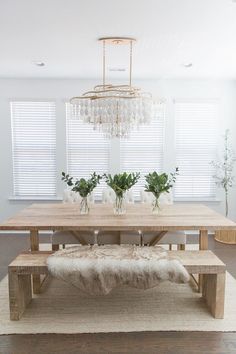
80, 196, 90, 214
152, 197, 160, 215
114, 195, 126, 215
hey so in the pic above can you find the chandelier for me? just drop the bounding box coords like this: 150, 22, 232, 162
70, 37, 154, 139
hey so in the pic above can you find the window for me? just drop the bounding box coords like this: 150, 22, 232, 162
120, 103, 165, 198
10, 99, 219, 201
174, 99, 218, 199
66, 103, 110, 198
11, 101, 56, 197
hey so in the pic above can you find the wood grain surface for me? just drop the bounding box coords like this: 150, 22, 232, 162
8, 250, 226, 275
1, 203, 235, 231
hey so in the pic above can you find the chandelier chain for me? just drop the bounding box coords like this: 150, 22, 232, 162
129, 40, 133, 87
103, 40, 106, 87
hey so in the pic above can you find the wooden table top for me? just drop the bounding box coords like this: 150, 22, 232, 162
0, 203, 236, 231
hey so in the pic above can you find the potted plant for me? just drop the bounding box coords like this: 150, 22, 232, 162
144, 168, 179, 214
210, 130, 236, 244
211, 130, 235, 217
62, 172, 102, 214
104, 172, 140, 215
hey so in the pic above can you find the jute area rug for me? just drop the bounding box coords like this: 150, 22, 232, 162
0, 271, 236, 334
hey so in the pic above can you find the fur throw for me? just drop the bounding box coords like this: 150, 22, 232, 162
47, 245, 190, 295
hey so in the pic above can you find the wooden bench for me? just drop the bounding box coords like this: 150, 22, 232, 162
8, 250, 226, 320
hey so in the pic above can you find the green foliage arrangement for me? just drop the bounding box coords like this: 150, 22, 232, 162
61, 172, 102, 198
104, 172, 140, 198
210, 130, 235, 216
144, 168, 179, 208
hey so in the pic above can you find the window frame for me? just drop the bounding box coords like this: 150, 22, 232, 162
10, 100, 57, 200
173, 98, 220, 202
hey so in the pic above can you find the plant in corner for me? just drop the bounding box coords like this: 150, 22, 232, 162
144, 168, 179, 214
61, 172, 102, 214
104, 172, 140, 215
210, 129, 235, 217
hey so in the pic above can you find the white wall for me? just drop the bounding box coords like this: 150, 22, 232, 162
0, 78, 236, 222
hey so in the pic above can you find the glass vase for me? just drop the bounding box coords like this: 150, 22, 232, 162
114, 195, 126, 215
152, 197, 160, 215
80, 196, 90, 214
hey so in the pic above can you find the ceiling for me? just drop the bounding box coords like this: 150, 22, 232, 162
0, 0, 236, 79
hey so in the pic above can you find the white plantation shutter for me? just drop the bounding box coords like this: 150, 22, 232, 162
66, 103, 109, 198
11, 101, 56, 197
120, 104, 165, 198
174, 99, 218, 199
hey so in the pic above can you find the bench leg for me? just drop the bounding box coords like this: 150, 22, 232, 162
198, 230, 209, 293
203, 273, 226, 319
30, 230, 41, 294
8, 271, 32, 321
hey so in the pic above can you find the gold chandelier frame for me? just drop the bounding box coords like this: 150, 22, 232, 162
70, 37, 152, 102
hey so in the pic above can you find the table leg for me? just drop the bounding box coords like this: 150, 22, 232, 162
199, 230, 208, 250
30, 230, 41, 294
199, 230, 208, 292
149, 231, 168, 246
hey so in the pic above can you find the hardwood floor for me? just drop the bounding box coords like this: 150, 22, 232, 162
0, 233, 236, 354
1, 332, 236, 354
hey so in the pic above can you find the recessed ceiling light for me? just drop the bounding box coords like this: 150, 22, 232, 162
182, 62, 193, 68
33, 61, 45, 67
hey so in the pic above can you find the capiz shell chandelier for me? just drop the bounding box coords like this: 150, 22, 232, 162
70, 37, 154, 139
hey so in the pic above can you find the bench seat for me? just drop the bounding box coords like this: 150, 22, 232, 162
8, 250, 226, 320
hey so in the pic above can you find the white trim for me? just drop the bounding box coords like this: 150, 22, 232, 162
8, 98, 58, 102
174, 198, 221, 203
8, 196, 62, 201
173, 98, 219, 104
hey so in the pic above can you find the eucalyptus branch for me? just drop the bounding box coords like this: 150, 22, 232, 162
104, 172, 140, 198
144, 168, 179, 199
61, 172, 102, 198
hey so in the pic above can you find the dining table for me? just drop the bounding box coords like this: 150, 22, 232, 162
1, 202, 236, 248
1, 202, 236, 292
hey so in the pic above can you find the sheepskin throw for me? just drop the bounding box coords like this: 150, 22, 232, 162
47, 245, 190, 295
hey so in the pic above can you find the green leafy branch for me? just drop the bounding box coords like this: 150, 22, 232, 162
103, 172, 140, 198
61, 172, 73, 187
144, 168, 179, 199
61, 172, 102, 198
